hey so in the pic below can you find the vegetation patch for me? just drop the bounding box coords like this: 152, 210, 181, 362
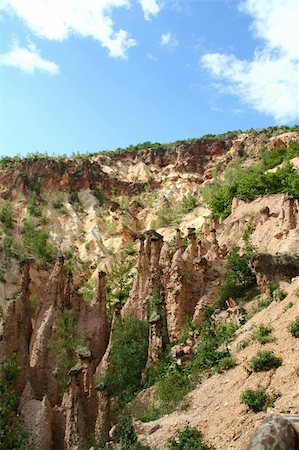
22, 218, 56, 264
103, 315, 149, 410
219, 246, 255, 307
0, 357, 28, 450
201, 140, 299, 219
0, 201, 12, 230
49, 308, 85, 388
250, 324, 274, 345
106, 247, 135, 316
241, 387, 275, 412
248, 350, 282, 372
168, 427, 214, 450
180, 193, 197, 214
288, 317, 299, 338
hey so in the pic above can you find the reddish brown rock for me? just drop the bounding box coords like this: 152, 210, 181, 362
0, 259, 33, 394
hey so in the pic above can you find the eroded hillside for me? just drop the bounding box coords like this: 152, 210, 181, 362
1, 126, 299, 450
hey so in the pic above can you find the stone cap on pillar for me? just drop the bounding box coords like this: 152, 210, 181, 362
68, 362, 83, 377
19, 258, 34, 268
144, 230, 163, 241
76, 346, 93, 360
193, 256, 208, 267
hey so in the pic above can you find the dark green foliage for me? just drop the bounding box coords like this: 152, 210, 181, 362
248, 350, 282, 372
0, 201, 12, 230
0, 357, 28, 450
202, 140, 299, 219
155, 366, 192, 414
63, 248, 74, 274
22, 218, 56, 263
219, 246, 256, 307
168, 427, 214, 450
119, 415, 150, 450
214, 355, 236, 373
52, 192, 65, 209
193, 321, 237, 372
139, 313, 238, 422
241, 387, 274, 412
106, 248, 135, 316
27, 191, 43, 217
70, 191, 83, 212
272, 288, 287, 301
206, 185, 234, 219
104, 316, 149, 409
154, 205, 179, 228
288, 317, 299, 338
94, 184, 104, 205
3, 235, 13, 257
250, 324, 274, 344
49, 308, 85, 371
181, 193, 197, 213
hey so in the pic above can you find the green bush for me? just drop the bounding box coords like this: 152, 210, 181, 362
0, 202, 12, 230
241, 387, 274, 412
219, 246, 255, 306
119, 195, 130, 211
201, 142, 299, 219
248, 350, 282, 372
168, 427, 214, 450
70, 192, 83, 212
154, 205, 179, 228
3, 235, 13, 257
180, 193, 197, 213
119, 414, 150, 450
0, 357, 28, 450
49, 309, 85, 388
155, 367, 192, 414
94, 184, 104, 205
272, 288, 287, 302
214, 355, 236, 373
27, 192, 43, 217
106, 249, 135, 316
80, 278, 96, 302
288, 317, 299, 338
22, 218, 56, 264
283, 302, 294, 312
52, 192, 65, 209
103, 316, 149, 409
250, 324, 274, 344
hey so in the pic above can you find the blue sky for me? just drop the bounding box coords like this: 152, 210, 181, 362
0, 0, 298, 157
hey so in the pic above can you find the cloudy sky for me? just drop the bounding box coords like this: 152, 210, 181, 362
0, 0, 298, 156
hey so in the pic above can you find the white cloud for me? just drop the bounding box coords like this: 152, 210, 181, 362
0, 0, 138, 59
201, 0, 299, 123
147, 52, 158, 61
138, 0, 160, 20
0, 40, 59, 74
160, 32, 178, 49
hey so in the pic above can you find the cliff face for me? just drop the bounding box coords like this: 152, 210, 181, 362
1, 127, 299, 450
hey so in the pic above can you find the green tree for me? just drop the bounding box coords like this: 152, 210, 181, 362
106, 248, 135, 316
22, 218, 56, 264
0, 357, 28, 450
49, 308, 85, 372
103, 316, 149, 409
0, 201, 12, 230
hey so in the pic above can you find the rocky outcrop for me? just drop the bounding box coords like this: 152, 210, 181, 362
0, 259, 33, 394
76, 271, 110, 368
94, 302, 122, 446
251, 253, 299, 286
244, 414, 299, 450
20, 382, 53, 450
29, 255, 72, 404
